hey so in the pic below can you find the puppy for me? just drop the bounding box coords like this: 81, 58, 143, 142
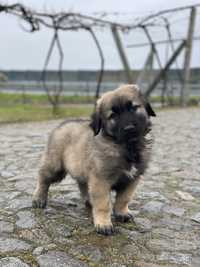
32, 84, 156, 235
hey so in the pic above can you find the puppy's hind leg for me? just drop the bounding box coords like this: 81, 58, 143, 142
78, 182, 91, 209
32, 155, 66, 209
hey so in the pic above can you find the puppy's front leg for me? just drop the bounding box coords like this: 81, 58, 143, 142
88, 176, 114, 235
114, 176, 142, 222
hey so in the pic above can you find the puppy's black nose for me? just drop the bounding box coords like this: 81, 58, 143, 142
124, 125, 135, 132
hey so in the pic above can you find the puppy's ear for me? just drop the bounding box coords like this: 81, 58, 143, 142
145, 102, 156, 117
138, 90, 156, 117
90, 111, 102, 135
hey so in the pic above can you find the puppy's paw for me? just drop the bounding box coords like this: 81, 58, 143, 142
95, 224, 114, 236
114, 212, 134, 223
32, 198, 47, 209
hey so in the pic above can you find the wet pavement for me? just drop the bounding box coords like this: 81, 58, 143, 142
0, 108, 200, 266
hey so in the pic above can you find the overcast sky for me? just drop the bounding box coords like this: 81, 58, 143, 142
0, 0, 199, 70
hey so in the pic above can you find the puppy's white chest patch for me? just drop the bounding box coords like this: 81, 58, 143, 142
125, 165, 137, 179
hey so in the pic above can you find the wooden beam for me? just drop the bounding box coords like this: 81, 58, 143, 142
111, 26, 133, 83
145, 41, 186, 98
127, 36, 200, 48
180, 7, 197, 106
137, 46, 154, 88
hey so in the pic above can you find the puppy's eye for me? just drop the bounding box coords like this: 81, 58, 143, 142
129, 104, 141, 112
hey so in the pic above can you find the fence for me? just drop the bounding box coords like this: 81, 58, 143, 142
0, 3, 200, 109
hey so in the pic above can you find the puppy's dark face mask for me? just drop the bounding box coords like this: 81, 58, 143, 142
103, 100, 155, 143
91, 101, 155, 143
90, 87, 156, 144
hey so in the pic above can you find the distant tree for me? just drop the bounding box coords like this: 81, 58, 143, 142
0, 72, 8, 82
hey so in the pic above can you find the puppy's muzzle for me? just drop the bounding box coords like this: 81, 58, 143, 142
123, 124, 137, 141
124, 125, 135, 132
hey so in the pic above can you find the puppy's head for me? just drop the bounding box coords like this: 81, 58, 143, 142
90, 84, 156, 143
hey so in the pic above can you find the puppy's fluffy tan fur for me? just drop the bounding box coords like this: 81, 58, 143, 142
32, 84, 155, 235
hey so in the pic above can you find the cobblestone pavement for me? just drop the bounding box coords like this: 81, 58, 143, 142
0, 108, 200, 267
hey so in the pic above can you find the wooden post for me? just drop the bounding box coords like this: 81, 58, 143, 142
145, 41, 186, 98
111, 26, 133, 83
137, 45, 154, 89
142, 26, 162, 69
180, 7, 197, 106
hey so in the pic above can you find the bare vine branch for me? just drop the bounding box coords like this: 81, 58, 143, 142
0, 2, 199, 106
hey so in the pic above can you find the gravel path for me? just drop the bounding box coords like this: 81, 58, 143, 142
0, 109, 200, 267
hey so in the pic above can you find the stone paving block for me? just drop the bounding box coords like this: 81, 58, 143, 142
0, 257, 30, 267
37, 251, 88, 267
16, 210, 37, 229
0, 220, 14, 233
0, 237, 32, 253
